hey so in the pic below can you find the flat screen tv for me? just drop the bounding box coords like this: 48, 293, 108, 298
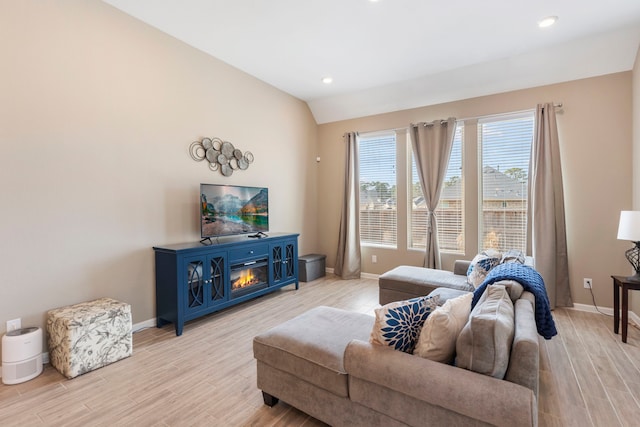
200, 184, 269, 239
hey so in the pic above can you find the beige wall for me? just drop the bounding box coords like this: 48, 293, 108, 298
632, 46, 640, 314
0, 0, 318, 345
318, 73, 633, 308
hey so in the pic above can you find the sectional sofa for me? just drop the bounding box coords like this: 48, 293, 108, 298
253, 288, 540, 426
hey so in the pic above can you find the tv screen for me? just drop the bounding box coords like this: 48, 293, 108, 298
200, 184, 269, 238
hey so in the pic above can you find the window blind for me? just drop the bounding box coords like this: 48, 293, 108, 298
478, 114, 534, 253
359, 133, 397, 247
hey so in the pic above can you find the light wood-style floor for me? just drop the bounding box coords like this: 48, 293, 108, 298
1, 275, 639, 426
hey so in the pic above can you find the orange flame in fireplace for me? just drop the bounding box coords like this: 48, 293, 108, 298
232, 269, 260, 290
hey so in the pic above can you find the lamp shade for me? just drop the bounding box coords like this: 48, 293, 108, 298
617, 211, 640, 241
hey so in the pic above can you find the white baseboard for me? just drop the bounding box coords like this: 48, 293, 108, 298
570, 302, 614, 316
570, 303, 640, 326
133, 318, 156, 333
324, 267, 380, 280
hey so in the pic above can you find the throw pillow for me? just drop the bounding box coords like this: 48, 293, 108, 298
455, 284, 515, 379
500, 249, 526, 265
414, 292, 473, 363
466, 249, 501, 288
370, 295, 439, 353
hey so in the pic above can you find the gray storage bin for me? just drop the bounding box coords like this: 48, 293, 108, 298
298, 254, 326, 282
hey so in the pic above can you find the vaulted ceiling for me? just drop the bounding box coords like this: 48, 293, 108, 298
102, 0, 640, 123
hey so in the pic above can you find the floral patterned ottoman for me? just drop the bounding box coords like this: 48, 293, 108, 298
46, 298, 132, 379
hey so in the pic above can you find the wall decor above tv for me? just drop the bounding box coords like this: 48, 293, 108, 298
189, 137, 254, 177
200, 184, 268, 241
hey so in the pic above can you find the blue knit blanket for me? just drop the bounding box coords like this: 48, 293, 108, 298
471, 263, 557, 340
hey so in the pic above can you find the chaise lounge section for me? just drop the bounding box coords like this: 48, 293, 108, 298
379, 255, 534, 305
378, 261, 474, 305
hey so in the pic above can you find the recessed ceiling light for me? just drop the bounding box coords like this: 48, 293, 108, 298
538, 16, 558, 28
322, 76, 333, 84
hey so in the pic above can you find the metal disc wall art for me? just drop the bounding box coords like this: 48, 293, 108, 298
189, 137, 254, 177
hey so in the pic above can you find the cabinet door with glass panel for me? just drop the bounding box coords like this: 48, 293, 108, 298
184, 252, 227, 317
270, 239, 298, 287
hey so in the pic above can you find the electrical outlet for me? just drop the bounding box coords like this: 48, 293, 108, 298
584, 278, 592, 289
7, 318, 21, 332
372, 255, 377, 263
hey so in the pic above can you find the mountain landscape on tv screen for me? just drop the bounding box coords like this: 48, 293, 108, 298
201, 188, 268, 236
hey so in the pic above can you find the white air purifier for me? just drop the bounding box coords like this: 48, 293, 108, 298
2, 327, 43, 385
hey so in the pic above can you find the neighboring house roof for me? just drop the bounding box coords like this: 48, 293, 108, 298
481, 165, 527, 200
361, 166, 527, 208
433, 165, 527, 205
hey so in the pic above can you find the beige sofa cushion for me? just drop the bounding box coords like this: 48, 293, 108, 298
253, 306, 374, 397
414, 292, 472, 363
455, 284, 515, 379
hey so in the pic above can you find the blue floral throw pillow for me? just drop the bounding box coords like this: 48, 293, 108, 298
466, 250, 501, 288
370, 295, 439, 353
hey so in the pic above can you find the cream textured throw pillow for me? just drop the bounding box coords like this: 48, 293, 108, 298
414, 292, 473, 363
455, 284, 515, 379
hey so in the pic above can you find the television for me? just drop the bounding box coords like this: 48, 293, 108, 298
200, 184, 269, 239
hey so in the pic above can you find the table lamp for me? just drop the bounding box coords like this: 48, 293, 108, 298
617, 211, 640, 281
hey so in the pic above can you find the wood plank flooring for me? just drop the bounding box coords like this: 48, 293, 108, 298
1, 275, 639, 426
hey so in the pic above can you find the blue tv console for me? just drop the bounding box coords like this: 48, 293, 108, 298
154, 232, 299, 336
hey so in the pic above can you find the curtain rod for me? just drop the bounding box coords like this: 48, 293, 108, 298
410, 119, 450, 128
455, 103, 562, 123
349, 103, 563, 138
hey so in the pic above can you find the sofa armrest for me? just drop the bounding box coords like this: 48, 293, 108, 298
505, 295, 539, 396
344, 340, 537, 427
453, 260, 470, 276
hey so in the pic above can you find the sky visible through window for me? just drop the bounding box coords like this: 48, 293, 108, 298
359, 116, 533, 187
357, 128, 464, 187
358, 135, 396, 184
481, 116, 534, 174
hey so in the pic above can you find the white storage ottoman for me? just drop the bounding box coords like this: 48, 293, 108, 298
46, 297, 132, 379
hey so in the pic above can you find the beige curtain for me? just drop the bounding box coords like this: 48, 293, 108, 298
410, 118, 456, 269
334, 132, 361, 279
529, 103, 572, 308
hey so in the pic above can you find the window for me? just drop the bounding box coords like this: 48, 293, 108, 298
358, 133, 397, 247
410, 124, 464, 252
478, 114, 534, 253
356, 111, 533, 255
